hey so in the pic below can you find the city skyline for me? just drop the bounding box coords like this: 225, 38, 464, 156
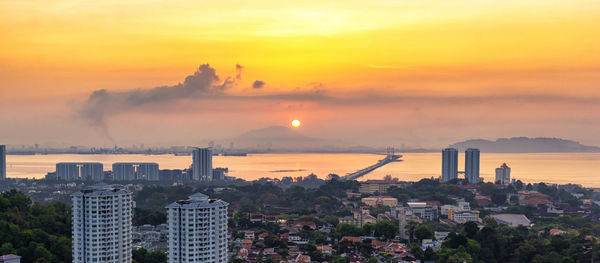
1, 1, 600, 148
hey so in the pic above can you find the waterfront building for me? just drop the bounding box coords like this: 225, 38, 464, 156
112, 162, 159, 181
465, 148, 480, 183
166, 193, 228, 263
57, 162, 103, 181
72, 187, 133, 263
0, 145, 5, 180
495, 163, 511, 185
192, 148, 213, 181
441, 148, 458, 182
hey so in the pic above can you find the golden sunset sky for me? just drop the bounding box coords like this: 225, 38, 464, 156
1, 0, 599, 147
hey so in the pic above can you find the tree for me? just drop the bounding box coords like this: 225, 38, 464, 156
414, 224, 434, 241
491, 193, 507, 206
462, 221, 478, 239
373, 220, 398, 240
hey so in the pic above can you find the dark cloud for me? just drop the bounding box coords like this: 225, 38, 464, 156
79, 64, 238, 127
252, 80, 265, 89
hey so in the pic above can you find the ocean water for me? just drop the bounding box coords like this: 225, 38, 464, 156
5, 153, 600, 187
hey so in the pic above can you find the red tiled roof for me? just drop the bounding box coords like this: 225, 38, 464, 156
340, 236, 362, 243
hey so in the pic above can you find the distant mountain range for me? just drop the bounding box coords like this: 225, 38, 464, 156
449, 137, 600, 153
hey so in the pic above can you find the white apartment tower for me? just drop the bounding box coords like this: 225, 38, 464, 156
192, 148, 213, 181
57, 162, 103, 181
72, 187, 133, 263
441, 148, 458, 182
166, 193, 228, 263
0, 145, 6, 180
495, 163, 511, 185
465, 148, 480, 183
112, 162, 159, 181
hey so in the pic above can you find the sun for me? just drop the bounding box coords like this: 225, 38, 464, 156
291, 119, 301, 128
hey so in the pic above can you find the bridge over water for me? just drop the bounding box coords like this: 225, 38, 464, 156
342, 154, 403, 180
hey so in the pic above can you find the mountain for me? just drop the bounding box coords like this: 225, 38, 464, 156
449, 137, 600, 153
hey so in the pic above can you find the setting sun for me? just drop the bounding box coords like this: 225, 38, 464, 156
291, 119, 301, 128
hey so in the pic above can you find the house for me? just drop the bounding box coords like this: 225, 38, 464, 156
550, 229, 567, 236
0, 254, 21, 263
291, 221, 317, 230
377, 213, 395, 222
242, 239, 253, 247
258, 232, 269, 240
265, 215, 277, 223
346, 191, 362, 199
236, 252, 248, 260
249, 213, 264, 222
489, 214, 531, 227
244, 230, 255, 240
339, 216, 355, 225
518, 191, 552, 206
317, 245, 335, 255
474, 195, 492, 206
294, 254, 311, 263
340, 236, 362, 243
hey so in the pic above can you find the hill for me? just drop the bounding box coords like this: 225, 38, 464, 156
449, 137, 600, 153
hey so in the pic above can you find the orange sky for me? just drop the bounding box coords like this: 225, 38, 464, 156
1, 0, 600, 147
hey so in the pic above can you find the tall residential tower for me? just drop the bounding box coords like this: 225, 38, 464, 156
166, 193, 228, 263
441, 148, 458, 182
72, 187, 133, 263
192, 148, 212, 181
495, 163, 511, 185
0, 145, 5, 180
465, 148, 480, 183
112, 162, 159, 181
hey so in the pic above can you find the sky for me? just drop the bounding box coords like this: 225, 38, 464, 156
1, 0, 599, 148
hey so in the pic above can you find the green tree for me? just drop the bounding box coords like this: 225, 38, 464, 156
373, 220, 398, 240
415, 224, 434, 241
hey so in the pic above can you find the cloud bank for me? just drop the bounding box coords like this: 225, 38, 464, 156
80, 64, 240, 126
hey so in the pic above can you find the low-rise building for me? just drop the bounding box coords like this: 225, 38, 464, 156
359, 179, 403, 194
407, 202, 438, 221
362, 196, 398, 207
0, 254, 20, 263
449, 210, 480, 223
489, 214, 531, 227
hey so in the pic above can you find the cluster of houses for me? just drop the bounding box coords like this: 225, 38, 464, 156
132, 224, 169, 251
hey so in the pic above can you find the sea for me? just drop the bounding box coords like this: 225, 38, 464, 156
5, 153, 600, 187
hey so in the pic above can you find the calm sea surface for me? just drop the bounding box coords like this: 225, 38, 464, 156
5, 153, 600, 187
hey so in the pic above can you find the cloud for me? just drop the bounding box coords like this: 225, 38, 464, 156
252, 80, 265, 89
79, 64, 239, 127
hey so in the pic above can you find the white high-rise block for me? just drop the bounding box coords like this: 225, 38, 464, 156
72, 187, 133, 263
166, 193, 228, 263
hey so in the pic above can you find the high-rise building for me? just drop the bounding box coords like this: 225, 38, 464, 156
441, 148, 458, 182
495, 163, 511, 185
0, 145, 6, 180
72, 187, 133, 263
56, 162, 103, 181
192, 148, 212, 181
465, 148, 480, 183
112, 162, 159, 181
166, 193, 228, 263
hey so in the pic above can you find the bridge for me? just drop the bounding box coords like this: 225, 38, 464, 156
342, 148, 403, 180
